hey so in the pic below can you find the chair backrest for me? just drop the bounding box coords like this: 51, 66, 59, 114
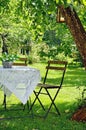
43, 60, 68, 88
13, 57, 27, 66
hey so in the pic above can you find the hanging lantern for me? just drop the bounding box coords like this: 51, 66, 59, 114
57, 6, 65, 23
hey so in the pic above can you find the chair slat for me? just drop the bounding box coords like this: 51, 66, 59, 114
13, 63, 27, 66
48, 60, 67, 65
46, 66, 65, 70
38, 83, 60, 89
19, 58, 27, 61
13, 57, 27, 66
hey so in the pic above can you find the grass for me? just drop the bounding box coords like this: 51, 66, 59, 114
0, 62, 86, 130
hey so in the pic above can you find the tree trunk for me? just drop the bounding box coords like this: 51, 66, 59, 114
58, 6, 86, 69
0, 33, 8, 54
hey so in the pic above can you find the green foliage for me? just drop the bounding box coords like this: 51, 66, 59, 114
0, 0, 86, 65
27, 43, 41, 63
0, 0, 10, 13
56, 0, 86, 6
41, 26, 76, 60
77, 86, 86, 108
0, 52, 19, 62
43, 30, 61, 47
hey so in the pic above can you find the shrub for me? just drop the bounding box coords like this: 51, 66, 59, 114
77, 86, 86, 108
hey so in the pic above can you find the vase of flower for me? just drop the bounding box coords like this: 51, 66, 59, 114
0, 52, 19, 68
2, 61, 13, 68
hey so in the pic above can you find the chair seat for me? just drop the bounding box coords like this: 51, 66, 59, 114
37, 83, 60, 89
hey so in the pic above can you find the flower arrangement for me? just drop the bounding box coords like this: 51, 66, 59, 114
0, 52, 19, 62
0, 52, 19, 68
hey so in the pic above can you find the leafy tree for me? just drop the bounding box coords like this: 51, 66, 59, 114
0, 0, 86, 63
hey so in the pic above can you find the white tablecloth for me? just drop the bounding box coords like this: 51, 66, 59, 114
0, 66, 41, 104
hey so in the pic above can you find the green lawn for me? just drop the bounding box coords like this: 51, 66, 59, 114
0, 62, 86, 130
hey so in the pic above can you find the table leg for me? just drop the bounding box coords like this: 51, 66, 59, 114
3, 94, 6, 110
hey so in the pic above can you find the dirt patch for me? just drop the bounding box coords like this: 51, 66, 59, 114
71, 107, 86, 122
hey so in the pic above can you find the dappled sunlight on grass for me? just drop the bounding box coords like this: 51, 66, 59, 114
63, 67, 86, 87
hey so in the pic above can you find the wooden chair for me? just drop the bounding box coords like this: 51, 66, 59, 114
13, 57, 27, 66
3, 57, 28, 110
29, 60, 68, 118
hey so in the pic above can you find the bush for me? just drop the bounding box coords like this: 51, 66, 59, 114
77, 86, 86, 108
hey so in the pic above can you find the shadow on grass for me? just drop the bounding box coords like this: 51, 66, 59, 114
0, 102, 31, 120
0, 98, 77, 120
64, 67, 86, 87
0, 95, 86, 130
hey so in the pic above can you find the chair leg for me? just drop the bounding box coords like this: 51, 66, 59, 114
44, 88, 60, 117
45, 100, 60, 118
34, 91, 45, 110
29, 88, 45, 112
29, 87, 61, 118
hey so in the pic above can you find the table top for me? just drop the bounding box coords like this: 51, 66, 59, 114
0, 66, 41, 104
